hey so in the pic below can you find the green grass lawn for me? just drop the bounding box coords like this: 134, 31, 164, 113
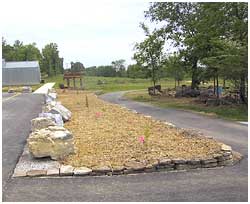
44, 74, 191, 93
124, 90, 248, 121
2, 84, 42, 92
4, 74, 245, 121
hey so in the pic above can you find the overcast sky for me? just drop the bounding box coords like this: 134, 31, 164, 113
1, 0, 154, 68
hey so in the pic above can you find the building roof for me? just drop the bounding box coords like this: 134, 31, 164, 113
4, 61, 39, 69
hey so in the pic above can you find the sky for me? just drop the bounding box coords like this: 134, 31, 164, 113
1, 0, 154, 68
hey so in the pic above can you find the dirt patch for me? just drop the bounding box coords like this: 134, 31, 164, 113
58, 90, 222, 169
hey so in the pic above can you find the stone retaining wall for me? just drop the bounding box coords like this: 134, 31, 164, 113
13, 143, 242, 177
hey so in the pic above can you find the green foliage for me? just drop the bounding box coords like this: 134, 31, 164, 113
111, 59, 127, 77
143, 2, 247, 102
42, 43, 63, 76
163, 53, 185, 87
125, 90, 247, 121
127, 64, 149, 79
2, 38, 64, 77
70, 61, 85, 72
133, 24, 165, 88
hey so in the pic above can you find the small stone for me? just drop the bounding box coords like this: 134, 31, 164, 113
218, 160, 233, 166
27, 170, 47, 177
159, 159, 172, 166
47, 168, 59, 176
222, 152, 232, 157
201, 158, 217, 164
187, 159, 201, 165
112, 166, 125, 172
221, 144, 232, 152
74, 167, 92, 176
92, 166, 111, 174
8, 89, 15, 93
22, 86, 32, 93
172, 158, 186, 164
31, 117, 56, 131
175, 164, 188, 170
188, 164, 201, 169
213, 153, 224, 160
60, 165, 74, 176
49, 104, 72, 122
164, 122, 176, 128
202, 162, 218, 168
13, 169, 27, 177
124, 161, 145, 171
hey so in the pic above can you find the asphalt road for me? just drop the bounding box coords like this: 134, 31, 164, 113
2, 92, 248, 202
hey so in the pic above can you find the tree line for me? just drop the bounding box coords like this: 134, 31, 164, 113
2, 38, 64, 77
133, 2, 248, 103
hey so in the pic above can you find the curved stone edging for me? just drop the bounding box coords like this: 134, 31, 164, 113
54, 144, 242, 177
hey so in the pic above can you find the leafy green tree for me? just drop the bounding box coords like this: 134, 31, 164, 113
127, 64, 148, 78
199, 2, 248, 102
70, 61, 85, 72
41, 43, 62, 76
111, 59, 127, 77
133, 24, 165, 93
146, 2, 207, 89
164, 53, 185, 88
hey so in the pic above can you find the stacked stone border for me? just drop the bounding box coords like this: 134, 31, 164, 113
13, 141, 242, 178
12, 90, 243, 178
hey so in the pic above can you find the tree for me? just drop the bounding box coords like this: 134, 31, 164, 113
41, 43, 62, 76
70, 61, 85, 72
164, 53, 185, 88
127, 64, 148, 78
146, 2, 207, 89
134, 24, 165, 94
198, 2, 248, 103
111, 59, 127, 77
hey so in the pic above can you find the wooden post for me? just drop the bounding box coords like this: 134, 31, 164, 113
80, 78, 83, 89
67, 78, 70, 88
73, 77, 76, 89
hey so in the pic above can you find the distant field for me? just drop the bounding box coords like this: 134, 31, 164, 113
45, 75, 192, 93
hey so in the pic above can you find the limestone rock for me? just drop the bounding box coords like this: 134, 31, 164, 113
27, 126, 75, 160
31, 117, 56, 131
45, 94, 56, 103
60, 165, 74, 175
39, 112, 64, 126
48, 92, 57, 100
26, 169, 47, 176
22, 86, 32, 93
47, 168, 59, 176
221, 144, 232, 152
8, 89, 15, 93
49, 104, 72, 122
124, 161, 145, 171
74, 167, 92, 175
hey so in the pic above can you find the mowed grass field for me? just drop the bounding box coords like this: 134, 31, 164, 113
45, 74, 191, 93
3, 74, 247, 121
124, 90, 248, 121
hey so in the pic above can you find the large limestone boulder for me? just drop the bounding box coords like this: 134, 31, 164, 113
42, 101, 61, 113
49, 104, 72, 122
31, 117, 56, 131
27, 126, 75, 160
39, 112, 64, 126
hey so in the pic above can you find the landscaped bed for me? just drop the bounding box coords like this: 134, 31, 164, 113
56, 90, 237, 174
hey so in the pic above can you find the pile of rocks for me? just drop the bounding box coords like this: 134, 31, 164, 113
27, 88, 75, 160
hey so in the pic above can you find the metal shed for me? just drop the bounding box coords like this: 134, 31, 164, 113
2, 60, 41, 86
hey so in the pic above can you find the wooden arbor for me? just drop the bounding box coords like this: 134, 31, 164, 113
63, 72, 83, 89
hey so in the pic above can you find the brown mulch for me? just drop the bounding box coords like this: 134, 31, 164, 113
58, 90, 221, 168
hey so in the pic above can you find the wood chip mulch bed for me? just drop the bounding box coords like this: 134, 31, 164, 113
56, 90, 241, 175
